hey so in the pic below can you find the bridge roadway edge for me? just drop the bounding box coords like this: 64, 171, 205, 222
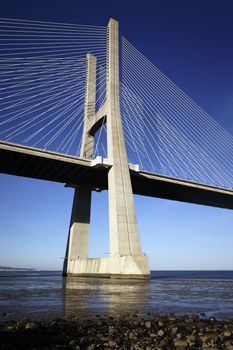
0, 141, 233, 210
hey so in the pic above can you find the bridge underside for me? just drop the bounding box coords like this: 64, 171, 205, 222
1, 142, 233, 210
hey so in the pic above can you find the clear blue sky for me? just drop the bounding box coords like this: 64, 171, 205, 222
0, 0, 233, 270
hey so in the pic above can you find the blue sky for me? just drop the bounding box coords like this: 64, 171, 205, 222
0, 0, 233, 270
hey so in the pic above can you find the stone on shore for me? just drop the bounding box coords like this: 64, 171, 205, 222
0, 314, 233, 349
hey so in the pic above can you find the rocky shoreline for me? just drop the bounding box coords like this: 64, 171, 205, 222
0, 314, 233, 349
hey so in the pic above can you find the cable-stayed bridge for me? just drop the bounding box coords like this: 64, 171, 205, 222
1, 141, 233, 210
0, 18, 233, 278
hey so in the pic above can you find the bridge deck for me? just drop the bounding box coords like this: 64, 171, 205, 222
0, 141, 233, 210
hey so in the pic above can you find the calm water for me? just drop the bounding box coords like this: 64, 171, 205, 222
0, 270, 233, 322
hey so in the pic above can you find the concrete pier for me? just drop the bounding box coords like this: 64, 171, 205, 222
63, 19, 150, 279
63, 54, 96, 274
65, 255, 149, 279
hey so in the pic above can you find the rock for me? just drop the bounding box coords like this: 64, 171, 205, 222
69, 340, 77, 345
191, 328, 197, 335
225, 344, 233, 350
0, 315, 233, 350
157, 329, 164, 337
224, 330, 232, 337
185, 316, 194, 324
129, 332, 135, 339
80, 336, 87, 344
168, 316, 177, 321
25, 322, 36, 329
87, 344, 95, 350
108, 340, 117, 347
173, 339, 188, 348
159, 338, 169, 348
100, 336, 107, 341
171, 326, 178, 335
149, 332, 156, 337
186, 334, 196, 345
133, 345, 143, 350
201, 332, 218, 345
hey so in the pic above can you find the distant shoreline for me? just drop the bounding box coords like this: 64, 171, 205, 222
0, 266, 35, 271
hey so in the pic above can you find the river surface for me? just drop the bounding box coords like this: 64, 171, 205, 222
0, 271, 233, 322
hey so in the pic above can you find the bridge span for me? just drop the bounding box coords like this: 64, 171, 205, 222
1, 141, 233, 210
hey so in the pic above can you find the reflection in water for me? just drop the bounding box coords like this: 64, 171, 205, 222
1, 271, 233, 322
63, 277, 151, 319
63, 275, 233, 320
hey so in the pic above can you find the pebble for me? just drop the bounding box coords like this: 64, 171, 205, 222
173, 339, 188, 348
224, 330, 232, 337
0, 314, 233, 349
171, 326, 178, 335
149, 332, 156, 337
108, 340, 117, 347
145, 320, 151, 328
157, 329, 164, 337
25, 322, 37, 329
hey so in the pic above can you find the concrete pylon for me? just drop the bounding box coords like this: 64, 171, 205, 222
107, 19, 142, 257
63, 19, 150, 279
63, 54, 96, 274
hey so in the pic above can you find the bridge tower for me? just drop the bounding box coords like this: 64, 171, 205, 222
63, 19, 150, 278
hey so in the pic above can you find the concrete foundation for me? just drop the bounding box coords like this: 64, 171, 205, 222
65, 255, 150, 279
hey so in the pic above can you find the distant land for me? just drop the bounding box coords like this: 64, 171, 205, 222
0, 265, 35, 271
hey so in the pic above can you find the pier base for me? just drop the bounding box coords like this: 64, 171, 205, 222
64, 255, 150, 279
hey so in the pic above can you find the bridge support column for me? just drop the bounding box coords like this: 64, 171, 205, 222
106, 19, 149, 277
63, 19, 150, 279
63, 54, 96, 276
63, 186, 92, 274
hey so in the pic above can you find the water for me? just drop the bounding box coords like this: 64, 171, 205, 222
0, 270, 233, 322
